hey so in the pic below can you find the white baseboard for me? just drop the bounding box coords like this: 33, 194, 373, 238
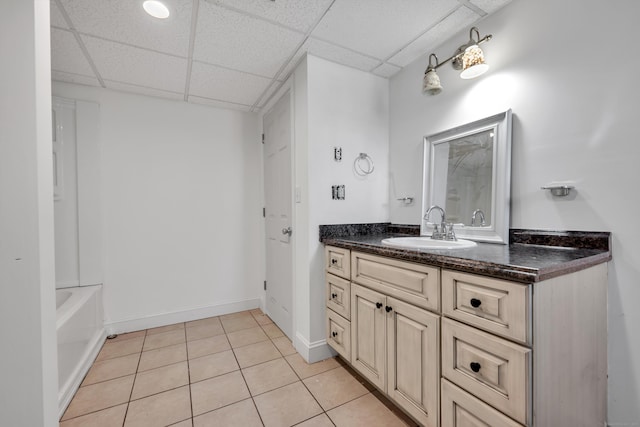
294, 332, 336, 363
58, 328, 106, 419
104, 298, 261, 334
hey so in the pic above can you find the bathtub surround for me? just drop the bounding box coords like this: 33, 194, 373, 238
56, 285, 105, 418
52, 83, 264, 335
53, 97, 103, 289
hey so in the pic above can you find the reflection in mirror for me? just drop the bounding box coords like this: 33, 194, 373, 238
436, 129, 493, 226
422, 110, 512, 244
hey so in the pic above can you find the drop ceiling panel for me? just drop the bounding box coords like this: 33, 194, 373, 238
279, 37, 381, 81
83, 36, 187, 93
59, 0, 192, 56
311, 0, 461, 60
188, 96, 252, 112
257, 81, 286, 108
104, 81, 184, 101
50, 0, 68, 28
469, 0, 512, 14
389, 6, 480, 67
52, 70, 100, 87
51, 28, 96, 76
210, 0, 333, 33
193, 1, 305, 78
372, 63, 402, 78
189, 61, 271, 106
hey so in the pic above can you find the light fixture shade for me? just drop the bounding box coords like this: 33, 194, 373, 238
460, 44, 489, 79
143, 0, 170, 19
423, 69, 442, 95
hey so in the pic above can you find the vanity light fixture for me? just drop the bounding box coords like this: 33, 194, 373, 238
423, 27, 492, 95
143, 0, 170, 19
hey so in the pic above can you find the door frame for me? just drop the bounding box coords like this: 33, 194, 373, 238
261, 79, 297, 342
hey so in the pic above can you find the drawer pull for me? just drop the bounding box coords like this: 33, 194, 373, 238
470, 298, 482, 308
385, 306, 393, 313
470, 362, 482, 373
331, 259, 338, 265
331, 293, 338, 299
332, 331, 338, 337
376, 302, 383, 309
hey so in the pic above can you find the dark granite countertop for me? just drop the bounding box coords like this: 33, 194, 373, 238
320, 224, 611, 283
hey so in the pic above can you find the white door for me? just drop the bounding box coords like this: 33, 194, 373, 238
263, 91, 293, 339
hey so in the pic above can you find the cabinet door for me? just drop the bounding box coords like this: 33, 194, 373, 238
351, 283, 386, 390
386, 297, 440, 427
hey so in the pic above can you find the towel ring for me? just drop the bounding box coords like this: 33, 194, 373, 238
354, 153, 374, 176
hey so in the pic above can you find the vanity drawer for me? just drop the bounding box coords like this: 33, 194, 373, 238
441, 379, 525, 427
351, 251, 440, 312
326, 246, 351, 280
442, 318, 531, 425
327, 308, 350, 360
326, 273, 351, 320
442, 270, 531, 345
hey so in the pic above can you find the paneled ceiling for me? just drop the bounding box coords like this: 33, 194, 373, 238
50, 0, 511, 112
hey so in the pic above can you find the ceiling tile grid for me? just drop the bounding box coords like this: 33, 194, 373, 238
52, 70, 101, 87
189, 61, 272, 106
51, 28, 96, 76
310, 0, 461, 60
105, 81, 185, 101
278, 37, 382, 81
388, 5, 481, 67
50, 0, 69, 28
50, 0, 514, 111
193, 1, 305, 78
210, 0, 333, 33
59, 0, 193, 57
372, 63, 403, 79
82, 36, 188, 93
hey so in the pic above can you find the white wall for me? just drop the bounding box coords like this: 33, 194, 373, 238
52, 83, 264, 330
290, 55, 389, 358
0, 0, 58, 425
388, 0, 639, 424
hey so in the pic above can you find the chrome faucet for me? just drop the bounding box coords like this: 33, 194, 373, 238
424, 205, 456, 241
471, 209, 486, 227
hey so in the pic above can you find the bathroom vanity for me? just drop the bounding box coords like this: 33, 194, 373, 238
321, 224, 610, 427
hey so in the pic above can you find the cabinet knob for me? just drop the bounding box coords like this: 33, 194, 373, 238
470, 298, 482, 308
470, 362, 481, 373
332, 331, 338, 337
331, 259, 338, 265
331, 293, 338, 299
376, 302, 383, 309
385, 306, 393, 313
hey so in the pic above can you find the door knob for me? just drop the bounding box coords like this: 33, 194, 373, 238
376, 302, 383, 309
282, 227, 293, 236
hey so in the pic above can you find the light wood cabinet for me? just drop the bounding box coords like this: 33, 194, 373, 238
351, 283, 387, 390
441, 379, 523, 427
387, 296, 440, 427
324, 246, 608, 427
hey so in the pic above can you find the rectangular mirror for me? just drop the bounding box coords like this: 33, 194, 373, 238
422, 110, 512, 244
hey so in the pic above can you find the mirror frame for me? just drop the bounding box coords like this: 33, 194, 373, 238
421, 109, 512, 244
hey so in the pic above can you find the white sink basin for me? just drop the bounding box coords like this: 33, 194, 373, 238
381, 237, 477, 250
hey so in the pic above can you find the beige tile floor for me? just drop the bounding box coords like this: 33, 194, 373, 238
60, 309, 418, 427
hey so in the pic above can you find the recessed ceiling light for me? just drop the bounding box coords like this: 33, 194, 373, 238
143, 1, 170, 19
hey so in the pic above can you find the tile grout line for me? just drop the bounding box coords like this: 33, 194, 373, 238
122, 329, 148, 426
184, 324, 196, 426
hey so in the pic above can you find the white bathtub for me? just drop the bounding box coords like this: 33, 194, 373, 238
56, 285, 105, 418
